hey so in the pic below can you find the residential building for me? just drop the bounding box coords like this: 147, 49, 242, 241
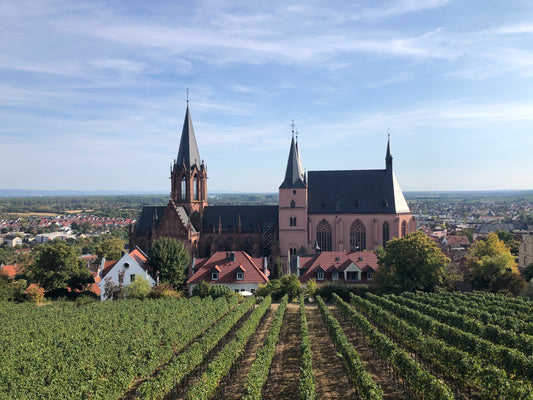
97, 247, 156, 300
187, 251, 269, 296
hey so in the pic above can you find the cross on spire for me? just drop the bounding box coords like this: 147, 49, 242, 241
186, 88, 189, 105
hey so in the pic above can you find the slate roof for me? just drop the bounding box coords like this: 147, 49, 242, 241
176, 106, 202, 170
187, 251, 268, 285
298, 251, 379, 283
135, 205, 167, 236
280, 134, 306, 189
307, 169, 410, 214
202, 206, 278, 232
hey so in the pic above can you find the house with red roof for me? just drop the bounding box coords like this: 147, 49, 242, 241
186, 251, 269, 296
97, 247, 156, 300
297, 251, 379, 285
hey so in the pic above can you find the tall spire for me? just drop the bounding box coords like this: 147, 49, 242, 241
280, 122, 306, 189
176, 104, 201, 170
385, 132, 393, 174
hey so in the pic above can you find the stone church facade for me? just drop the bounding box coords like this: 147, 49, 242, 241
131, 105, 414, 267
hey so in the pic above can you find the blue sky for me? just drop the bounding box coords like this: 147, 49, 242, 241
1, 0, 533, 193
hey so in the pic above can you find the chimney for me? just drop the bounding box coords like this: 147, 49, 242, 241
229, 251, 235, 262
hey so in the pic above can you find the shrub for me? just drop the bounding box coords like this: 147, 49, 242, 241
209, 285, 232, 299
124, 277, 152, 300
25, 285, 45, 303
192, 280, 211, 298
150, 283, 182, 299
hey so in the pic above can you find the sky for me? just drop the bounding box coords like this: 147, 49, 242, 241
1, 0, 533, 194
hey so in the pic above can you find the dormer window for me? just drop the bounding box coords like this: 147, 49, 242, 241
236, 271, 243, 280
317, 271, 324, 280
332, 271, 339, 281
367, 271, 374, 281
211, 272, 219, 280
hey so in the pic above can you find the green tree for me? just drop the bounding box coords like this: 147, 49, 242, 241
375, 231, 450, 293
270, 257, 283, 280
467, 233, 518, 291
495, 231, 520, 256
492, 271, 528, 297
96, 237, 125, 262
31, 241, 93, 292
148, 237, 190, 290
523, 262, 533, 282
0, 271, 16, 301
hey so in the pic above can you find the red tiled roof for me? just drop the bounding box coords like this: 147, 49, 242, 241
187, 251, 268, 285
299, 251, 379, 284
0, 264, 18, 277
101, 261, 118, 278
129, 248, 148, 266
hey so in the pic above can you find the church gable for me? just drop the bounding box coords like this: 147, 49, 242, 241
156, 202, 193, 239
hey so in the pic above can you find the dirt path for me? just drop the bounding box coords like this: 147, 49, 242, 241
331, 307, 408, 400
304, 304, 356, 399
220, 304, 278, 400
263, 303, 301, 400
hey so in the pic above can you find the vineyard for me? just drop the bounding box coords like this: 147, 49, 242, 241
0, 292, 532, 399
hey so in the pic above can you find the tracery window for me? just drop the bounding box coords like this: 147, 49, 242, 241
401, 220, 407, 237
181, 177, 187, 200
383, 221, 390, 248
194, 176, 199, 200
290, 200, 295, 208
316, 219, 332, 251
350, 219, 366, 251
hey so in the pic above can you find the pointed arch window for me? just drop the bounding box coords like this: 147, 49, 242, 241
383, 221, 390, 248
193, 175, 199, 200
316, 219, 332, 252
401, 220, 407, 237
290, 200, 295, 208
350, 219, 366, 251
181, 177, 187, 200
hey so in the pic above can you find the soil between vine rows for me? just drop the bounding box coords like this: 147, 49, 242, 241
220, 304, 278, 400
305, 304, 356, 399
262, 303, 301, 400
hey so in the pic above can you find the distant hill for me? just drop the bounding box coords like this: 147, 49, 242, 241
0, 189, 167, 197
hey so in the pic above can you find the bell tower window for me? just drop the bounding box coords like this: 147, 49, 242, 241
181, 177, 187, 200
194, 176, 199, 200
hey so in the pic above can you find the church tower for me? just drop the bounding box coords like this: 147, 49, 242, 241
279, 126, 308, 272
170, 104, 208, 219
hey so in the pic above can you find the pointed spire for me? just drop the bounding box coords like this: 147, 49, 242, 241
385, 131, 393, 174
176, 104, 202, 170
280, 124, 306, 189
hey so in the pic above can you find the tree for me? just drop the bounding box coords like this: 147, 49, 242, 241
495, 231, 520, 256
31, 241, 93, 293
466, 233, 518, 291
270, 257, 283, 280
375, 231, 450, 293
523, 262, 533, 282
492, 271, 528, 297
96, 237, 125, 262
148, 237, 190, 290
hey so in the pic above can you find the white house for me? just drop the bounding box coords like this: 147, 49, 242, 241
186, 251, 269, 296
97, 247, 157, 300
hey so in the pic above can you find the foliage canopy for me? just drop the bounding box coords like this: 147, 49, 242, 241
375, 231, 450, 293
148, 237, 190, 290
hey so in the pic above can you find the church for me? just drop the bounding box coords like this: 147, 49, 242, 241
131, 104, 415, 270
